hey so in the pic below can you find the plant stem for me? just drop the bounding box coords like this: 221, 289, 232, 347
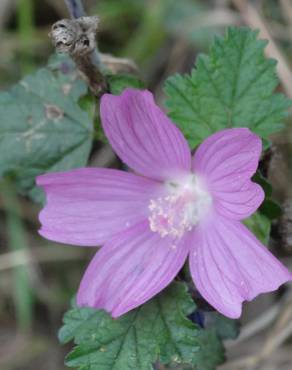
0, 180, 33, 333
63, 0, 103, 69
17, 0, 35, 74
64, 0, 86, 18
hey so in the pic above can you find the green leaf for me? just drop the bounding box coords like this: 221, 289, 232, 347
164, 27, 291, 148
259, 199, 282, 220
162, 329, 225, 370
253, 172, 273, 198
244, 211, 271, 245
191, 329, 224, 370
59, 282, 224, 370
107, 73, 146, 95
207, 312, 240, 340
0, 54, 93, 202
253, 172, 282, 220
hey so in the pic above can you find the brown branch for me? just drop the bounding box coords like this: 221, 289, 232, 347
50, 16, 107, 96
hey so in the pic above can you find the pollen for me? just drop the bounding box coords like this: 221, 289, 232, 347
148, 174, 212, 238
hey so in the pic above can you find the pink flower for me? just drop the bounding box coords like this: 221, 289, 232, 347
36, 88, 291, 319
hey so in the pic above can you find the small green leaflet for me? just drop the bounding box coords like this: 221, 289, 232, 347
164, 27, 291, 148
59, 282, 224, 370
245, 172, 282, 244
107, 73, 145, 95
254, 172, 282, 220
0, 54, 93, 202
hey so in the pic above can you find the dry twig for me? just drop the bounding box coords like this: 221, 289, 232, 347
279, 0, 292, 28
221, 298, 292, 370
50, 15, 107, 95
0, 248, 86, 272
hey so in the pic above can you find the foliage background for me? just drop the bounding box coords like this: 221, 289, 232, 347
0, 1, 292, 370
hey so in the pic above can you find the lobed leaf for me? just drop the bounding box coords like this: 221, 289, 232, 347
59, 282, 224, 370
164, 27, 291, 148
0, 54, 93, 202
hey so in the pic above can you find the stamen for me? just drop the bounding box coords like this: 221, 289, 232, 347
148, 175, 211, 238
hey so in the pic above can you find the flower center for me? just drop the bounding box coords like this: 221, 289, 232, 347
148, 174, 212, 238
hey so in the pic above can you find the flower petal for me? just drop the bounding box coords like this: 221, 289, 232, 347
77, 221, 190, 317
100, 88, 191, 180
193, 128, 263, 220
189, 216, 292, 318
213, 182, 265, 220
36, 168, 161, 246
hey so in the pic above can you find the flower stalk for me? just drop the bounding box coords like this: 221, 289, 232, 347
64, 0, 86, 18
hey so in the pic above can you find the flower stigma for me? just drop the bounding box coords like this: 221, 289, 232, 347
148, 174, 212, 238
